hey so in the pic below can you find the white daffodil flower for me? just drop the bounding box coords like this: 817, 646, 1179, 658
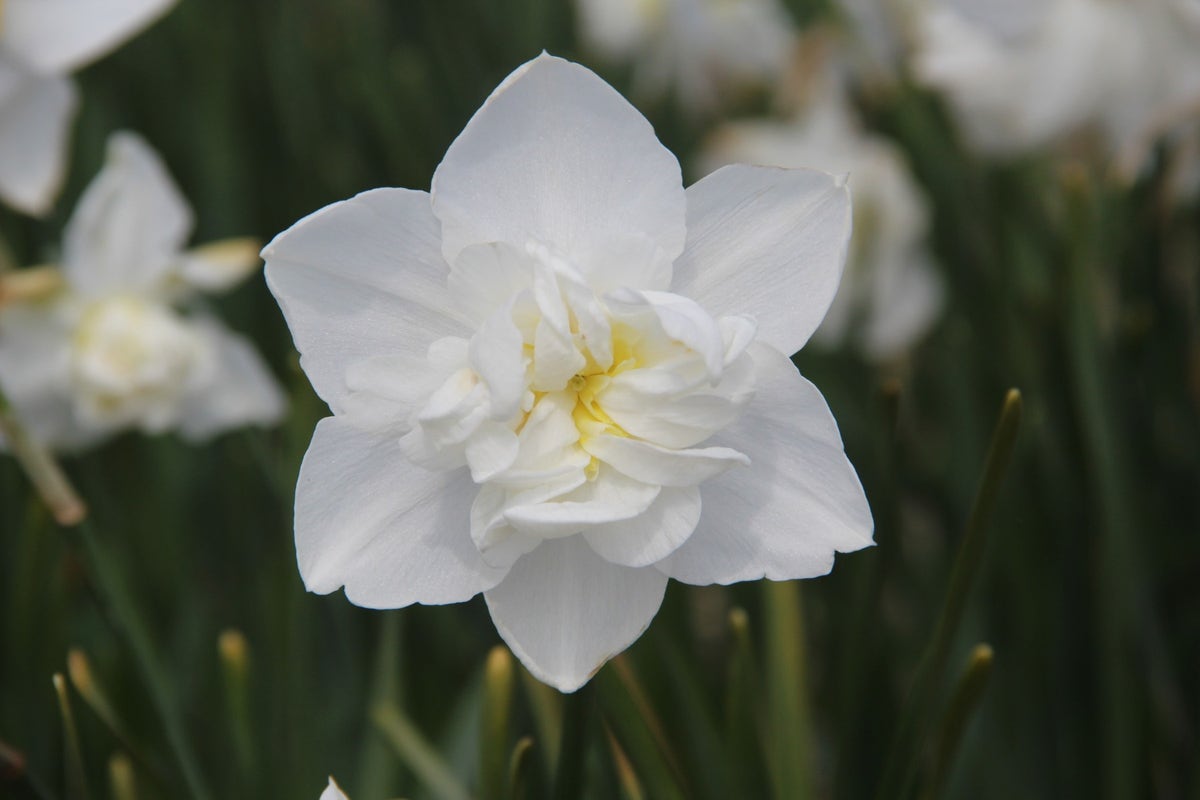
913, 0, 1200, 187
0, 131, 285, 450
702, 74, 943, 360
320, 777, 348, 800
0, 0, 176, 215
265, 54, 873, 693
576, 0, 794, 112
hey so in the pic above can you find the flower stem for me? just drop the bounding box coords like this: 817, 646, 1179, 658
52, 673, 90, 800
763, 579, 815, 800
371, 702, 471, 800
72, 519, 213, 800
551, 681, 595, 800
919, 643, 995, 800
874, 388, 1022, 800
481, 646, 516, 800
0, 383, 86, 526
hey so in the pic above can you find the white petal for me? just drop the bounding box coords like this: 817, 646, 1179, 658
607, 288, 725, 378
0, 65, 76, 216
583, 434, 748, 487
583, 486, 701, 567
448, 241, 532, 324
657, 343, 873, 584
1, 0, 175, 74
484, 537, 668, 692
63, 132, 192, 296
471, 475, 582, 567
339, 353, 440, 433
296, 417, 507, 606
672, 165, 852, 356
465, 421, 520, 483
504, 466, 660, 538
320, 776, 349, 800
177, 320, 286, 441
431, 53, 685, 292
263, 188, 472, 412
469, 299, 527, 420
0, 303, 96, 450
176, 237, 261, 293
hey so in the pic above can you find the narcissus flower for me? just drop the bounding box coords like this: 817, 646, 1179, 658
913, 0, 1200, 189
265, 54, 873, 692
576, 0, 794, 112
0, 132, 285, 449
0, 0, 176, 215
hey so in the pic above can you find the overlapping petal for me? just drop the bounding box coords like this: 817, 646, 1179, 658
0, 63, 77, 216
658, 343, 873, 584
484, 537, 668, 692
264, 189, 472, 413
671, 165, 852, 357
177, 319, 286, 441
431, 53, 685, 292
1, 0, 176, 74
63, 132, 193, 296
296, 417, 508, 607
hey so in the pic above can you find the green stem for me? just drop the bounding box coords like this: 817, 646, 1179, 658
372, 703, 471, 800
552, 682, 595, 800
874, 389, 1022, 800
920, 644, 995, 800
72, 520, 213, 800
763, 579, 815, 800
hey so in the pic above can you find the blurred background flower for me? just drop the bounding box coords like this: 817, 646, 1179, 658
0, 132, 284, 450
0, 0, 176, 215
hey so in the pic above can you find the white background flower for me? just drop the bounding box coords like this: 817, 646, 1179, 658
702, 72, 943, 359
0, 0, 176, 215
0, 131, 285, 449
913, 0, 1200, 185
265, 54, 873, 692
576, 0, 795, 111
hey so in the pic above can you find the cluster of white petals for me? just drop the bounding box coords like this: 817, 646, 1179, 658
575, 0, 794, 111
265, 55, 873, 692
0, 132, 285, 449
0, 0, 176, 215
913, 0, 1200, 187
703, 72, 943, 359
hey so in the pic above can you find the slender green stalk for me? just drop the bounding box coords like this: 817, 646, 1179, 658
874, 389, 1022, 800
371, 703, 471, 800
67, 649, 170, 787
357, 615, 404, 797
552, 681, 595, 800
518, 668, 562, 780
52, 674, 90, 800
604, 725, 645, 800
481, 646, 516, 800
1065, 186, 1141, 800
217, 630, 255, 788
725, 607, 764, 792
596, 657, 687, 800
72, 520, 213, 800
108, 754, 137, 800
763, 579, 815, 800
920, 644, 995, 800
507, 736, 535, 800
0, 383, 85, 526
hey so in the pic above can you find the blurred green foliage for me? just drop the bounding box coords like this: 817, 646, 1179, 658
1, 0, 1198, 798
